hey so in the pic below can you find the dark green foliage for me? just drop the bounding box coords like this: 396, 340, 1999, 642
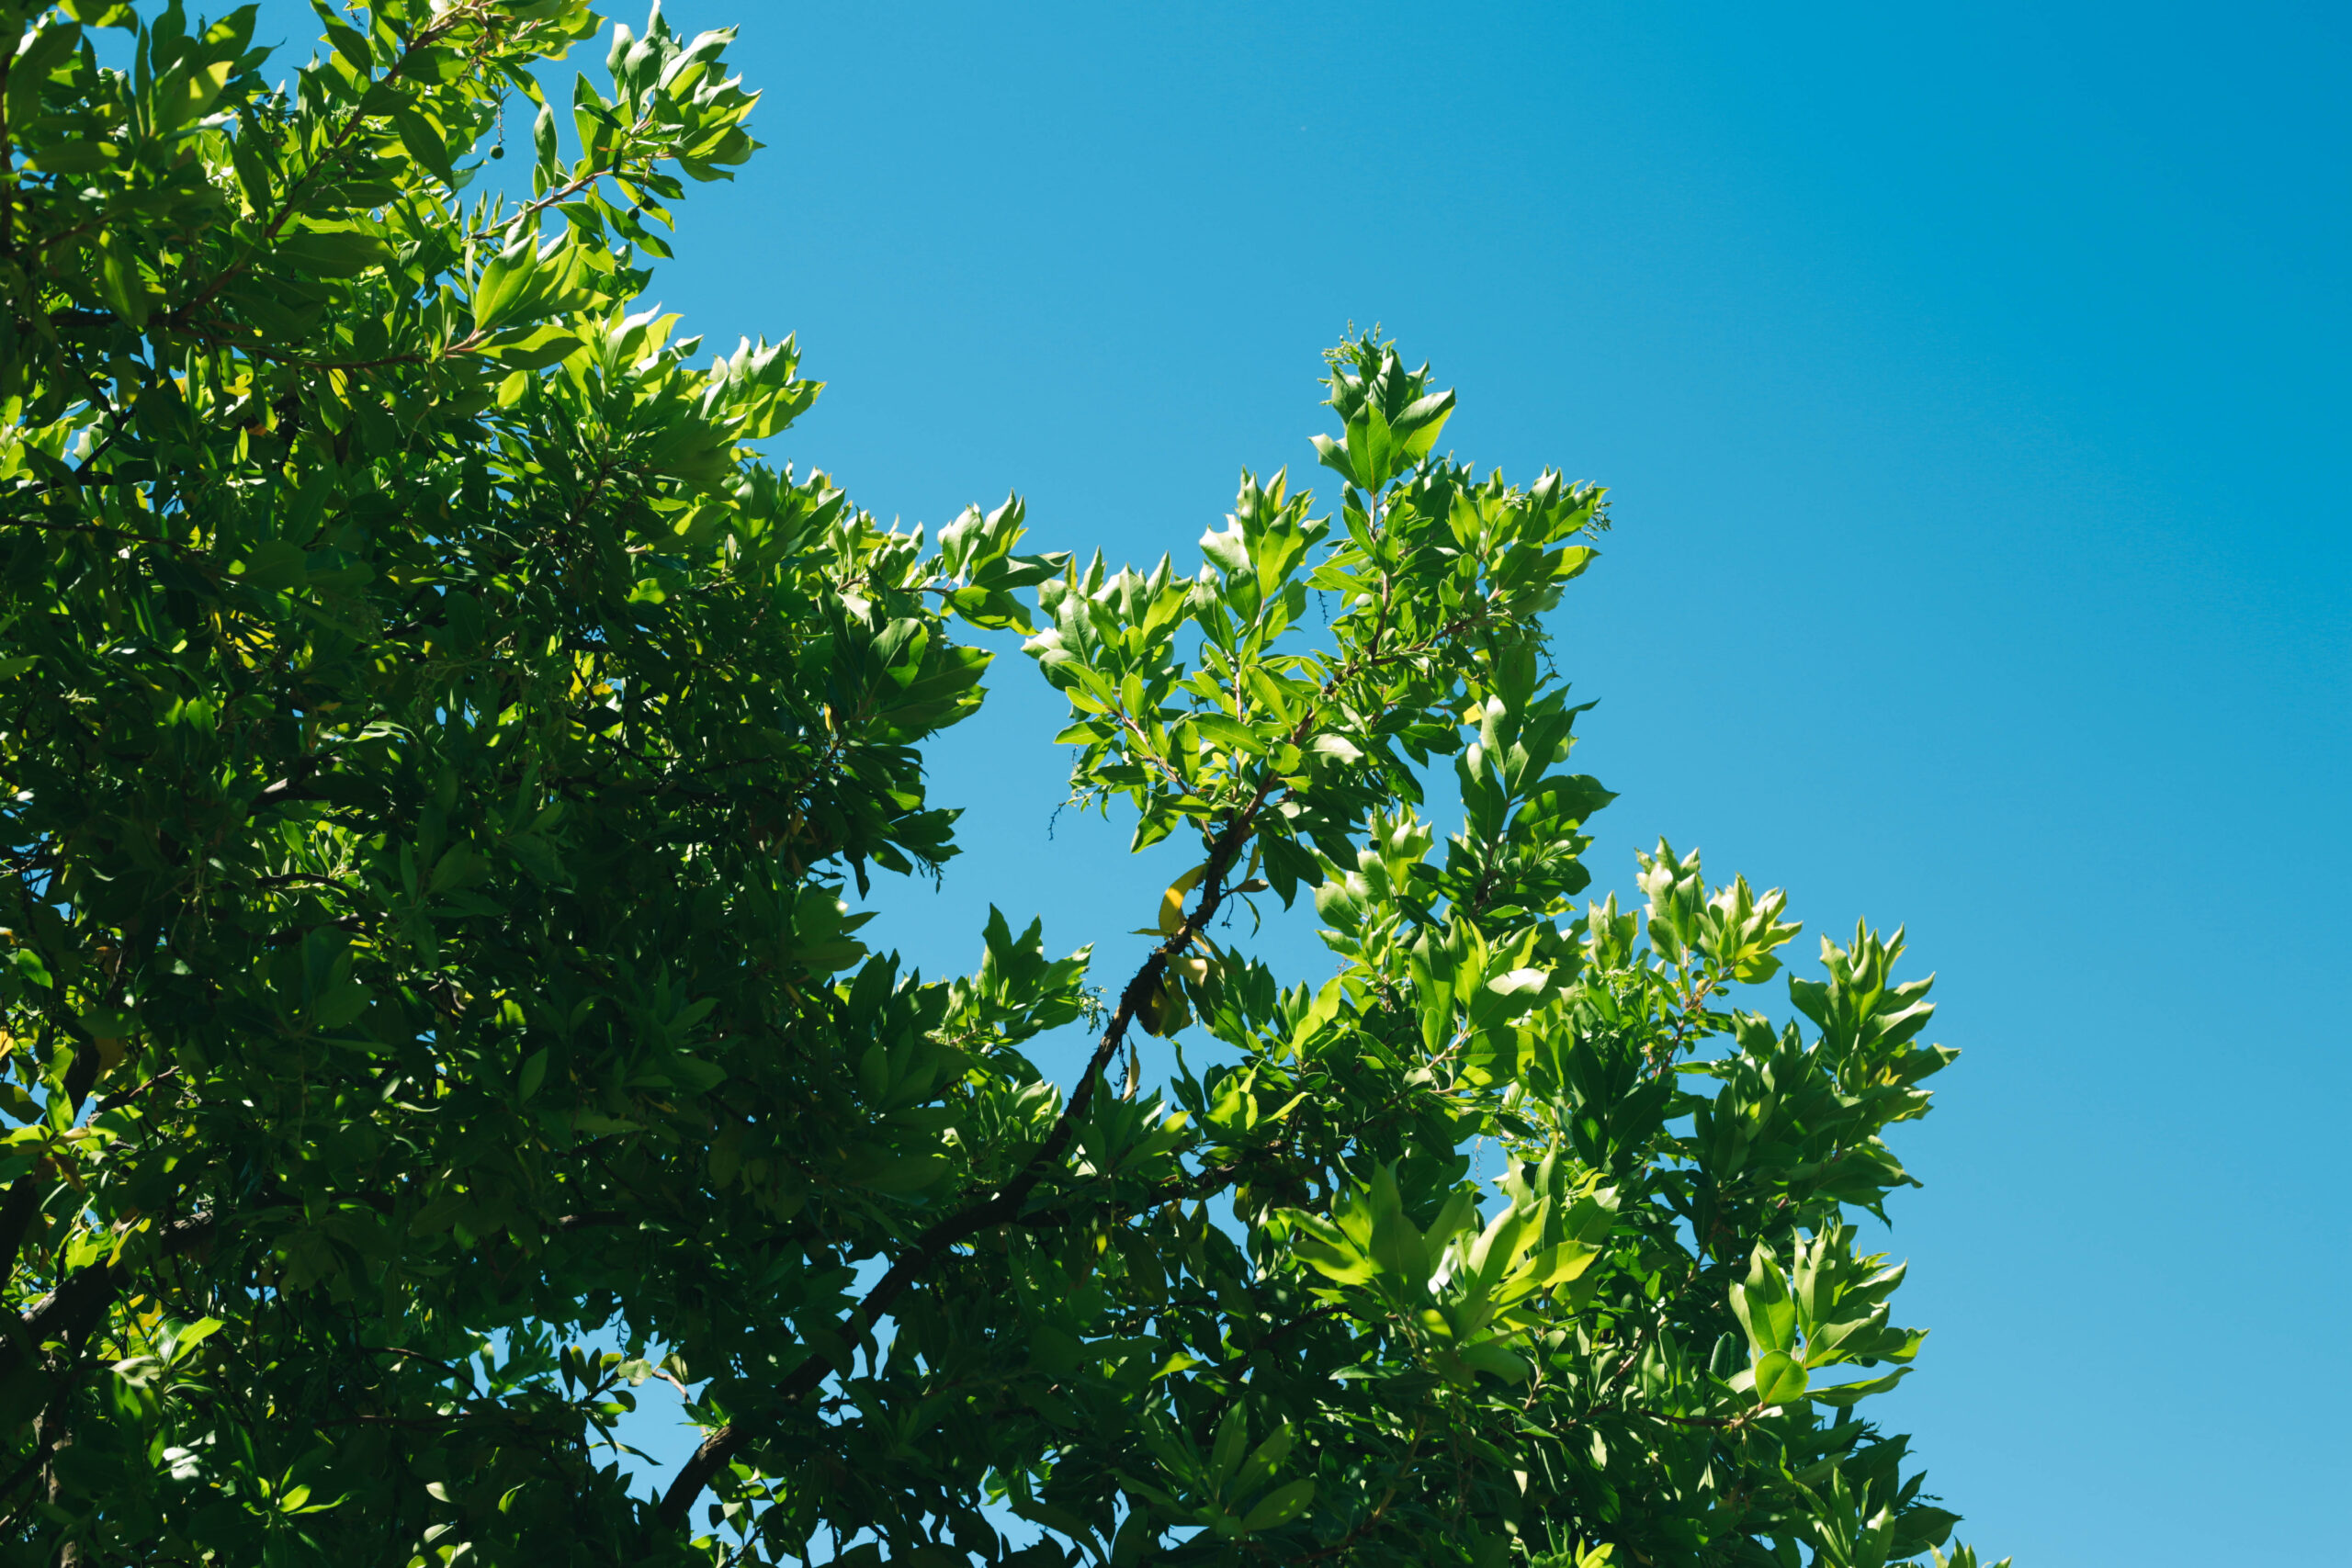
0, 6, 2003, 1567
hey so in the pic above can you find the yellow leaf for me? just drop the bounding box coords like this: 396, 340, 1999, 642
1158, 863, 1208, 935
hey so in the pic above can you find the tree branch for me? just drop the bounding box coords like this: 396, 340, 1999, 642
654, 785, 1275, 1526
0, 1213, 217, 1392
655, 529, 1446, 1527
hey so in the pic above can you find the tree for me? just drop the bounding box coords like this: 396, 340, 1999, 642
0, 3, 2007, 1566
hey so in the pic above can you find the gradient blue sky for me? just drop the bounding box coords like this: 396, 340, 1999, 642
274, 1, 2352, 1559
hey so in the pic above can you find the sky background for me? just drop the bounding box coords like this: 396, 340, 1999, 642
272, 1, 2352, 1560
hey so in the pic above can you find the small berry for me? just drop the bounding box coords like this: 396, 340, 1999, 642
490, 145, 505, 161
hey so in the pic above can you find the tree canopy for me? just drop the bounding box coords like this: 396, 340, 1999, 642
0, 4, 2007, 1566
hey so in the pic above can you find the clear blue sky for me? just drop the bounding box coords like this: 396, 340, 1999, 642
291, 1, 2352, 1559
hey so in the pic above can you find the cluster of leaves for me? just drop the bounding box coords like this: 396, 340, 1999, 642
0, 5, 2005, 1568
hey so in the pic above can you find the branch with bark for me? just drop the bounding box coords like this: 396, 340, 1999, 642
656, 789, 1271, 1524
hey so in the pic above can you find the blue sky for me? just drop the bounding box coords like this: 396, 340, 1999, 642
266, 1, 2352, 1558
643, 6, 2346, 1561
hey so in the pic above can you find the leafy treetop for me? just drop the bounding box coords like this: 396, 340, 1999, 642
0, 5, 2003, 1568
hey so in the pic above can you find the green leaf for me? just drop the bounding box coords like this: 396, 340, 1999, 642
93, 231, 151, 329
1730, 1243, 1798, 1355
1751, 1349, 1807, 1407
310, 981, 369, 1030
845, 1152, 949, 1193
1808, 1367, 1910, 1407
230, 541, 310, 592
390, 107, 456, 185
479, 323, 584, 370
1208, 1404, 1248, 1486
275, 231, 392, 278
1284, 1211, 1377, 1286
160, 59, 234, 130
1239, 1478, 1313, 1533
1190, 713, 1262, 753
